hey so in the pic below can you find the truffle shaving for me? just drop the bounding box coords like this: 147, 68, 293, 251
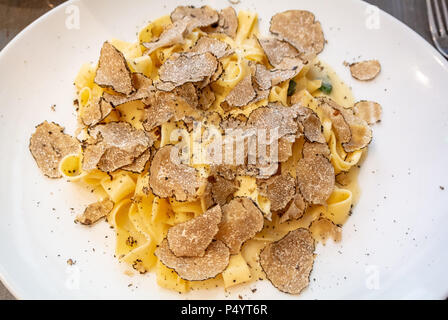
155, 239, 230, 281
254, 58, 304, 91
354, 100, 382, 124
191, 36, 232, 59
297, 106, 326, 143
80, 98, 113, 127
296, 155, 335, 205
142, 17, 194, 54
216, 197, 264, 254
270, 10, 325, 56
167, 205, 222, 257
302, 141, 330, 159
149, 145, 206, 201
197, 86, 216, 110
318, 98, 372, 152
257, 174, 295, 213
260, 228, 315, 294
103, 73, 154, 107
158, 52, 219, 88
142, 90, 201, 131
83, 122, 152, 172
76, 199, 114, 225
208, 175, 240, 206
257, 36, 300, 67
349, 60, 381, 81
121, 149, 151, 173
247, 104, 300, 138
279, 191, 307, 223
170, 5, 219, 28
205, 7, 238, 38
317, 98, 351, 144
94, 42, 134, 95
221, 72, 256, 111
29, 121, 81, 178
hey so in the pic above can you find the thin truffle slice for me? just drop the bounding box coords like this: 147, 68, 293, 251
94, 42, 134, 95
216, 197, 264, 254
208, 175, 240, 206
317, 98, 351, 144
103, 73, 154, 107
80, 97, 113, 127
254, 58, 304, 91
142, 90, 201, 131
191, 36, 232, 59
342, 120, 373, 153
142, 17, 194, 54
260, 228, 315, 294
296, 155, 335, 205
257, 174, 296, 213
257, 37, 300, 67
170, 5, 219, 28
197, 86, 216, 110
297, 106, 326, 144
279, 191, 307, 223
158, 52, 219, 88
221, 72, 256, 111
319, 98, 372, 152
302, 141, 330, 159
149, 145, 206, 201
172, 83, 199, 109
155, 239, 230, 281
167, 205, 222, 257
270, 10, 325, 56
354, 100, 382, 124
83, 122, 152, 172
76, 199, 114, 225
349, 60, 381, 81
121, 149, 150, 173
278, 136, 294, 162
247, 104, 300, 138
29, 121, 81, 179
205, 7, 238, 38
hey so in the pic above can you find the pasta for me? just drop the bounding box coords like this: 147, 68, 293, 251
29, 6, 381, 296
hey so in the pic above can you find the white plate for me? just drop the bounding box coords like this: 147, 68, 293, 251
1, 0, 447, 300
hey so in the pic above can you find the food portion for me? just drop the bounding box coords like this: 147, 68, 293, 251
29, 5, 382, 295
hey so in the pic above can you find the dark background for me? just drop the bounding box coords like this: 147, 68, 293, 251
0, 0, 438, 300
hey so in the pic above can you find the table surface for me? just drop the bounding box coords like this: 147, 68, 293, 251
0, 0, 438, 300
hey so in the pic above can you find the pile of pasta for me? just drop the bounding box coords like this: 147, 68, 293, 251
29, 6, 382, 295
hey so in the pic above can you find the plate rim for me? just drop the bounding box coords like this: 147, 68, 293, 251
0, 0, 447, 300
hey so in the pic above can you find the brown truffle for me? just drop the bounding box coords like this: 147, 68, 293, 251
354, 100, 382, 124
257, 36, 300, 67
155, 239, 230, 281
76, 199, 114, 225
270, 10, 325, 56
349, 60, 381, 81
216, 197, 264, 254
167, 205, 222, 257
296, 155, 335, 205
94, 42, 134, 95
83, 122, 152, 172
29, 121, 81, 178
279, 191, 307, 223
191, 36, 232, 59
149, 145, 206, 201
170, 5, 219, 28
205, 7, 238, 38
158, 52, 219, 88
257, 174, 296, 212
260, 228, 315, 294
